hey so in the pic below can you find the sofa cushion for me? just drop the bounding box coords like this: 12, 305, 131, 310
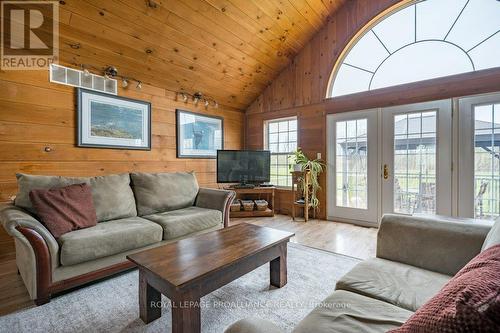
15, 173, 83, 214
131, 172, 199, 215
293, 290, 413, 333
390, 244, 500, 333
482, 217, 500, 251
14, 173, 136, 222
29, 183, 97, 238
143, 206, 221, 240
88, 174, 137, 222
58, 216, 162, 266
335, 257, 451, 312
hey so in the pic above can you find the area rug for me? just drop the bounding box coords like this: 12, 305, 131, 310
0, 243, 360, 333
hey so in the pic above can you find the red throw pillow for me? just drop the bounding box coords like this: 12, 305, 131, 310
29, 183, 97, 238
390, 244, 500, 333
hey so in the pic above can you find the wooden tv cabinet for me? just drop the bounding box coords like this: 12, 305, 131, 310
226, 186, 275, 218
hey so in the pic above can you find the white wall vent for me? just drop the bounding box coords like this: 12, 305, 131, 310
49, 64, 118, 95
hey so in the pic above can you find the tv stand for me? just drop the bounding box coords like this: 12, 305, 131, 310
226, 186, 275, 218
232, 184, 255, 189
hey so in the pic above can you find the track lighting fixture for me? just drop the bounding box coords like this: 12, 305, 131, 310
175, 91, 219, 109
75, 64, 221, 108
75, 63, 145, 93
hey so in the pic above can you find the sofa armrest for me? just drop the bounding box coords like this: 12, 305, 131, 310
195, 188, 236, 228
377, 214, 491, 276
224, 318, 284, 333
0, 204, 59, 270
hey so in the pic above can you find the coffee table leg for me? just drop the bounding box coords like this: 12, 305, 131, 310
172, 298, 201, 333
139, 269, 162, 324
270, 243, 287, 288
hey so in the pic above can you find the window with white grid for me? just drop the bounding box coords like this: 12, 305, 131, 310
265, 117, 298, 187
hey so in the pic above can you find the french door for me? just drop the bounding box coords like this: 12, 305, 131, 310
381, 100, 453, 216
327, 110, 379, 224
458, 93, 500, 220
327, 100, 453, 225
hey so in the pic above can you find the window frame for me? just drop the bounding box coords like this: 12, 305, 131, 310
327, 0, 500, 98
264, 116, 298, 189
458, 92, 500, 223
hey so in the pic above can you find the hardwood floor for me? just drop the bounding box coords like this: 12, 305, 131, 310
0, 215, 376, 316
0, 255, 33, 316
231, 215, 377, 260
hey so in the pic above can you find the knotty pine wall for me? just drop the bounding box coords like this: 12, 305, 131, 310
0, 68, 244, 258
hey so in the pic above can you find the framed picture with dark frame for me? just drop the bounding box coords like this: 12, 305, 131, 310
176, 109, 224, 159
77, 88, 151, 150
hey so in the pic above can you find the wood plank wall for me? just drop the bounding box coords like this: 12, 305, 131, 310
245, 0, 500, 219
0, 68, 244, 258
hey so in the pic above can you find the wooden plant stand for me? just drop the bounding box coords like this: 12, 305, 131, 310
291, 171, 315, 222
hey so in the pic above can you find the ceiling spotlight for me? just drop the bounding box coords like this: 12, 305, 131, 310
193, 92, 203, 106
104, 66, 118, 77
147, 0, 158, 8
204, 100, 210, 108
182, 93, 188, 102
81, 65, 90, 77
136, 81, 142, 89
214, 101, 219, 108
122, 79, 128, 88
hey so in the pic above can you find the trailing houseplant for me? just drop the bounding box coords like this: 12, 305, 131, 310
292, 148, 325, 212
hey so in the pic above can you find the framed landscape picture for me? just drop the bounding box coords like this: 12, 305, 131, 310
77, 88, 151, 150
176, 109, 223, 158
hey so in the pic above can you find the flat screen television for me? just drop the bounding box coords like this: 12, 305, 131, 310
217, 150, 271, 184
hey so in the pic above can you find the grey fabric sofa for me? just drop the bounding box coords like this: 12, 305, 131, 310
225, 214, 500, 333
0, 172, 235, 305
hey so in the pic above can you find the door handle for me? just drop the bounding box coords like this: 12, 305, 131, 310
383, 164, 389, 180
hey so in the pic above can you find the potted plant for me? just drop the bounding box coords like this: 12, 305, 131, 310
291, 155, 302, 172
292, 148, 325, 211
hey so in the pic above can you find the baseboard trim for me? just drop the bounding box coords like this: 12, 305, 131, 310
326, 216, 379, 228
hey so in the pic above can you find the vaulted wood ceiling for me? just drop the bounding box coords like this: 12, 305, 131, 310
57, 0, 345, 110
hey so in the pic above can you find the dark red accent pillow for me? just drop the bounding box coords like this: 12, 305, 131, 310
29, 183, 97, 238
390, 244, 500, 333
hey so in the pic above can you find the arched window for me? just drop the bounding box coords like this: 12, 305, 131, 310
328, 0, 500, 98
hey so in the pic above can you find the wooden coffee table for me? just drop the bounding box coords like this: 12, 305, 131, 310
126, 223, 294, 333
